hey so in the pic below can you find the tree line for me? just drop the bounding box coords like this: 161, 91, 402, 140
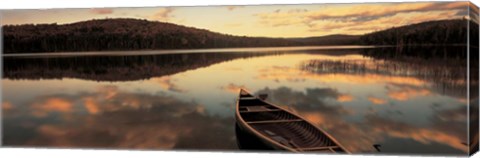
360, 19, 479, 46
2, 18, 478, 53
3, 18, 303, 53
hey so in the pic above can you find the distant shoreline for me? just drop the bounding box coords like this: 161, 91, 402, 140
2, 45, 383, 57
3, 44, 472, 56
3, 44, 472, 57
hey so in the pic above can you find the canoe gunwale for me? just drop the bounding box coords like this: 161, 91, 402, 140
235, 89, 351, 153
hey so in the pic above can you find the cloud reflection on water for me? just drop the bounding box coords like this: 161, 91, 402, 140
3, 85, 236, 150
254, 87, 467, 154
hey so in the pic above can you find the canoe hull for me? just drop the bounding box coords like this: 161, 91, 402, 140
234, 89, 350, 153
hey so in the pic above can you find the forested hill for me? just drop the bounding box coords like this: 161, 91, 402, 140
2, 18, 301, 53
3, 18, 477, 53
360, 19, 479, 46
3, 18, 359, 54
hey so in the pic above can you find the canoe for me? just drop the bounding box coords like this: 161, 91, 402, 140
235, 89, 350, 153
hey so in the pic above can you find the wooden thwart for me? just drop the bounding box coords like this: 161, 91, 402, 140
246, 106, 269, 111
239, 97, 257, 100
240, 105, 280, 113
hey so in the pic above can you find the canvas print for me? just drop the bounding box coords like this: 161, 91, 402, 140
1, 1, 479, 156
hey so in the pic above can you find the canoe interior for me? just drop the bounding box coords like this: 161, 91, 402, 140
237, 90, 346, 153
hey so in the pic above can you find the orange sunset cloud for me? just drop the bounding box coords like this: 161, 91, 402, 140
2, 101, 14, 110
221, 83, 247, 93
387, 87, 431, 101
368, 97, 387, 105
337, 94, 354, 102
32, 98, 73, 117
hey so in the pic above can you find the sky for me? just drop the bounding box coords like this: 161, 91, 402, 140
0, 1, 475, 38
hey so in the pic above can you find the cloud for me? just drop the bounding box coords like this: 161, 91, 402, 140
305, 9, 461, 34
455, 9, 469, 16
254, 87, 468, 153
387, 85, 431, 101
37, 125, 68, 138
31, 98, 73, 117
151, 7, 175, 21
256, 66, 312, 82
365, 110, 467, 152
368, 96, 387, 105
89, 8, 113, 15
255, 2, 468, 34
3, 84, 468, 153
2, 101, 13, 110
4, 85, 237, 150
306, 2, 467, 23
255, 11, 308, 28
9, 84, 186, 119
220, 83, 247, 93
152, 76, 186, 93
97, 85, 119, 99
255, 87, 352, 115
83, 97, 100, 114
337, 94, 354, 102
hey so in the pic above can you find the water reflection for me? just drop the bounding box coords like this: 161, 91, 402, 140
2, 46, 473, 155
3, 85, 237, 150
253, 87, 467, 154
302, 46, 468, 98
248, 46, 470, 154
3, 52, 285, 81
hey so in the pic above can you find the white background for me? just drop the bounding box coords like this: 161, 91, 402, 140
1, 0, 479, 158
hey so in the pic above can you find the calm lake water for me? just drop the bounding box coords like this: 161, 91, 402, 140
2, 46, 474, 155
